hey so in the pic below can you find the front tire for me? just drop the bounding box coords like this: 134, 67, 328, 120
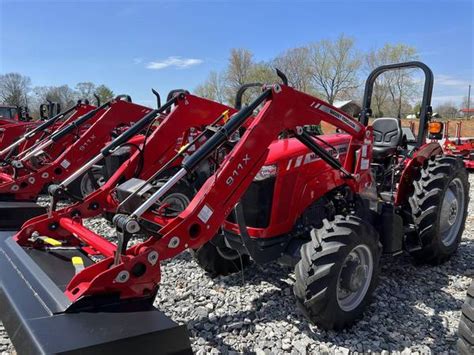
407, 155, 469, 264
458, 280, 474, 355
294, 215, 381, 330
68, 167, 105, 198
191, 234, 250, 277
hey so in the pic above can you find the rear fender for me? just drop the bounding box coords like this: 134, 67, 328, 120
395, 142, 443, 206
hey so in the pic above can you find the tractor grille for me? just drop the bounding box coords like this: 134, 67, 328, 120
228, 177, 275, 228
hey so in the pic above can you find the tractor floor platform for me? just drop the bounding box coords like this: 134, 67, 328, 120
0, 231, 192, 354
0, 201, 46, 230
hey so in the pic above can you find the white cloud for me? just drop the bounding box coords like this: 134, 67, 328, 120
435, 74, 470, 87
133, 57, 143, 64
146, 56, 203, 70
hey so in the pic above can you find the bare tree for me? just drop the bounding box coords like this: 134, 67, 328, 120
308, 35, 361, 104
225, 48, 255, 103
435, 101, 459, 119
273, 46, 313, 93
366, 44, 418, 118
75, 82, 96, 102
0, 73, 31, 106
32, 85, 77, 111
194, 71, 227, 104
365, 49, 391, 117
226, 49, 253, 88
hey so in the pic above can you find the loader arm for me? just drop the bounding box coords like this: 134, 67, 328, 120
0, 103, 96, 159
0, 100, 152, 201
16, 84, 372, 305
20, 93, 238, 227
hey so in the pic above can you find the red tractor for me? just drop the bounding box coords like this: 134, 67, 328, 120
0, 104, 29, 124
0, 62, 469, 353
0, 96, 157, 228
0, 100, 93, 156
442, 121, 474, 169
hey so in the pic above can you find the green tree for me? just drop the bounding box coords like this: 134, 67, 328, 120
95, 85, 114, 104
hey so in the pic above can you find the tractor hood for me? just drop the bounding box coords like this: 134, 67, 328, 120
264, 133, 351, 165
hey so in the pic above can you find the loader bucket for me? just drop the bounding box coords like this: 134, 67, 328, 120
0, 201, 46, 230
0, 231, 192, 354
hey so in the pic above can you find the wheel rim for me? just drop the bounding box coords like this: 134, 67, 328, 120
337, 244, 374, 312
440, 177, 465, 247
80, 172, 106, 197
160, 192, 190, 217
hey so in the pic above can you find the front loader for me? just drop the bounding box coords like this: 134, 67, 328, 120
0, 96, 154, 229
0, 100, 95, 159
30, 90, 243, 229
23, 84, 260, 232
0, 62, 469, 353
0, 101, 62, 149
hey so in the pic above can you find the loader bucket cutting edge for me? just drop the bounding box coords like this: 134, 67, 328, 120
0, 231, 192, 354
0, 201, 46, 230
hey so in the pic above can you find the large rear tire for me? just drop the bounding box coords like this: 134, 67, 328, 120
458, 280, 474, 355
294, 215, 381, 330
407, 155, 469, 264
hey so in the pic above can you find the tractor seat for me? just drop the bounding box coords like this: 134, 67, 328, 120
372, 117, 402, 160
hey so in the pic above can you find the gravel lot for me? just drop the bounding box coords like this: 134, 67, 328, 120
1, 175, 473, 354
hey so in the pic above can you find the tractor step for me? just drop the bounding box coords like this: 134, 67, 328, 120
0, 232, 192, 354
0, 201, 46, 230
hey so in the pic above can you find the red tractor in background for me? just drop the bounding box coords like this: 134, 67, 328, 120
0, 95, 157, 228
0, 104, 29, 124
0, 101, 63, 150
442, 120, 474, 169
0, 62, 469, 353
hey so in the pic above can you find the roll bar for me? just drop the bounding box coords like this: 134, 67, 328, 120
360, 61, 434, 147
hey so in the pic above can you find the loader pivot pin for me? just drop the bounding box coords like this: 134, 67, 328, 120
113, 214, 140, 265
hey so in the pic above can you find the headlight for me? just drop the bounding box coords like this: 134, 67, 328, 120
254, 164, 277, 181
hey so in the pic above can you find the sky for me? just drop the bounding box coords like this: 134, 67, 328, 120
1, 0, 473, 108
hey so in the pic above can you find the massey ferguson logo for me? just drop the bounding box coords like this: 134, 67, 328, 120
226, 154, 250, 186
310, 102, 361, 132
79, 134, 96, 151
286, 145, 348, 170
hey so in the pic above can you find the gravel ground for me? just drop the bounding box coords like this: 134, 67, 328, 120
1, 175, 473, 354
